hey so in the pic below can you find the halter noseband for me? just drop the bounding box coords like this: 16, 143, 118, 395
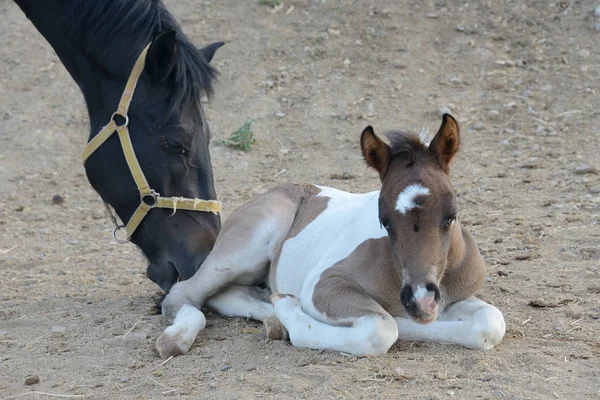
81, 43, 222, 243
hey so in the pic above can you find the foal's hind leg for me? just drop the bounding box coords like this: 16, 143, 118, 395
206, 284, 274, 320
395, 297, 506, 350
206, 284, 289, 340
157, 186, 302, 358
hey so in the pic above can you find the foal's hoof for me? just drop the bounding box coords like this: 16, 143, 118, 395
263, 316, 289, 341
156, 327, 193, 359
270, 292, 297, 304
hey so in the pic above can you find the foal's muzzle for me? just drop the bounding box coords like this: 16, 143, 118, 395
400, 283, 441, 323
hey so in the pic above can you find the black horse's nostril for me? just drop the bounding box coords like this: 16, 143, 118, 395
425, 282, 441, 302
400, 285, 414, 309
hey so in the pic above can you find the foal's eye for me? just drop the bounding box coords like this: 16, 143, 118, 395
442, 215, 457, 229
380, 219, 392, 232
161, 135, 188, 155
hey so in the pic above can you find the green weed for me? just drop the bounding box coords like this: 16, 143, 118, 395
217, 120, 256, 151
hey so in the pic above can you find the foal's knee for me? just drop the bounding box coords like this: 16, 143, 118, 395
470, 305, 506, 350
161, 280, 195, 323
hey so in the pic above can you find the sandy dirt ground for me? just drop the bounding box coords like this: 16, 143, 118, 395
1, 0, 600, 398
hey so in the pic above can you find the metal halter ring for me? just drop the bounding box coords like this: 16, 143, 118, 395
112, 225, 130, 244
141, 191, 158, 208
111, 112, 129, 127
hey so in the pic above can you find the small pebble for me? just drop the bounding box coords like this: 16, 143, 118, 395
574, 164, 598, 175
588, 185, 600, 194
128, 331, 149, 340
578, 49, 590, 58
120, 376, 130, 383
51, 194, 66, 205
470, 121, 484, 130
51, 325, 66, 333
221, 365, 230, 372
25, 375, 40, 385
487, 110, 500, 119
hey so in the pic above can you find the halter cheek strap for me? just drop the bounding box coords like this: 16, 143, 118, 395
81, 43, 222, 243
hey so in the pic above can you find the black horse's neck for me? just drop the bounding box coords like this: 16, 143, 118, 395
14, 1, 89, 84
14, 0, 217, 132
14, 0, 156, 122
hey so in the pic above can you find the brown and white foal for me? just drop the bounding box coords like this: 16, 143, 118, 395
156, 114, 506, 358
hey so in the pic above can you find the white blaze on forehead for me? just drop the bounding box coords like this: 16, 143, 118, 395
396, 184, 430, 214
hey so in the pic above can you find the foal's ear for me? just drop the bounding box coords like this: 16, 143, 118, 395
428, 114, 460, 174
146, 29, 178, 81
361, 126, 391, 180
199, 42, 225, 64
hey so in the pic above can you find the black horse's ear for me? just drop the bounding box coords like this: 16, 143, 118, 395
199, 42, 225, 64
146, 29, 178, 81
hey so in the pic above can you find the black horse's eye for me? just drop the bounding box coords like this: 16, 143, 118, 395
442, 215, 457, 229
161, 135, 188, 155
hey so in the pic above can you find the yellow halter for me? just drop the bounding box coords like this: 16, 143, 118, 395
81, 43, 222, 243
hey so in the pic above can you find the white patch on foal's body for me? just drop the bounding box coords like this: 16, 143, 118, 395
395, 184, 430, 214
272, 186, 399, 354
275, 186, 387, 298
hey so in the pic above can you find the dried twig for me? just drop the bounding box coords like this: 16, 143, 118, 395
1, 392, 85, 399
152, 356, 173, 370
147, 376, 177, 392
0, 246, 17, 254
122, 319, 141, 339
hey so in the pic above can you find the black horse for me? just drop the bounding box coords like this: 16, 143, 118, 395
13, 0, 224, 292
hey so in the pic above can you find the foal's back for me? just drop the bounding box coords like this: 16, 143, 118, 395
269, 185, 386, 296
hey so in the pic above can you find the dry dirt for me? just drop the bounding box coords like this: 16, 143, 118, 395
1, 0, 600, 399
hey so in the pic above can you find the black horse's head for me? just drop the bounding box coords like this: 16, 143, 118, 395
14, 0, 224, 292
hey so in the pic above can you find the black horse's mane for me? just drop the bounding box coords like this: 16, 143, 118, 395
64, 0, 217, 111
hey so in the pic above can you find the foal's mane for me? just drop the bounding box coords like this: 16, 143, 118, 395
64, 0, 217, 111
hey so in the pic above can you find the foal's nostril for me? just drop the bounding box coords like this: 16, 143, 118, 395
400, 285, 414, 309
425, 282, 441, 303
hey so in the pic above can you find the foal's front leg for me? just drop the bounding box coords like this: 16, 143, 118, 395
395, 297, 506, 350
157, 188, 301, 359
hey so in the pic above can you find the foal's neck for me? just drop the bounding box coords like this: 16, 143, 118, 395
441, 222, 487, 304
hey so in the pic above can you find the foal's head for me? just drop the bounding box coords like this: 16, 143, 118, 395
361, 114, 461, 323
